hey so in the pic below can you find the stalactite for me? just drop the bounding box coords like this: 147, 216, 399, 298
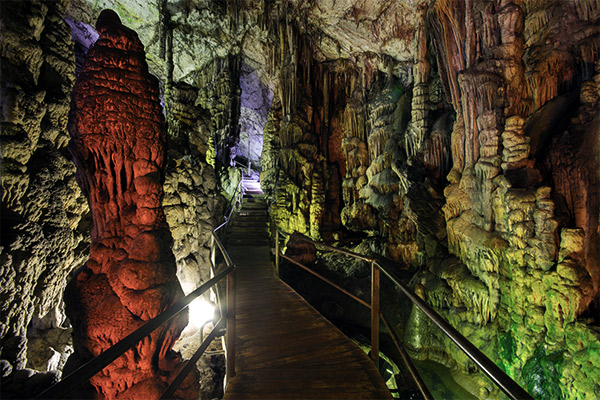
571, 0, 600, 21
429, 0, 466, 110
408, 6, 431, 159
166, 27, 173, 85
157, 0, 168, 60
423, 128, 450, 180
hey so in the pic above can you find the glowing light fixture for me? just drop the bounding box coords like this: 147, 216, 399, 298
187, 298, 216, 330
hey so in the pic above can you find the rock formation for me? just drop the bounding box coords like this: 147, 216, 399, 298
0, 1, 89, 392
252, 1, 600, 398
239, 62, 273, 170
163, 82, 220, 298
423, 1, 599, 397
64, 10, 195, 399
0, 1, 598, 399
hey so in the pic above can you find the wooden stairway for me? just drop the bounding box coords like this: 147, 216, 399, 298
241, 173, 263, 196
223, 233, 392, 399
227, 197, 269, 246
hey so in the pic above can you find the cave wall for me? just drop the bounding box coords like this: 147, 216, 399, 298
238, 61, 273, 170
0, 0, 89, 382
2, 3, 243, 394
67, 0, 247, 194
0, 0, 598, 398
423, 1, 599, 398
248, 1, 600, 398
163, 82, 221, 298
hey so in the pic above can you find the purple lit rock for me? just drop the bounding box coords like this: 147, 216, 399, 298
65, 17, 99, 75
238, 62, 273, 167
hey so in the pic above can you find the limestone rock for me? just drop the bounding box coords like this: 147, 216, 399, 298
164, 83, 222, 303
0, 1, 597, 398
1, 368, 60, 400
0, 0, 89, 374
65, 10, 193, 398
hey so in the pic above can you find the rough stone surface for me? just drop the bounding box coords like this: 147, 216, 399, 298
64, 10, 195, 398
0, 0, 89, 380
257, 1, 600, 398
238, 61, 273, 168
0, 1, 598, 399
163, 82, 221, 297
425, 1, 600, 398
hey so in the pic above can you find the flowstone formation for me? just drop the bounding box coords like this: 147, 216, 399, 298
162, 81, 224, 399
65, 10, 196, 398
0, 0, 597, 399
194, 56, 243, 196
410, 0, 600, 398
163, 82, 220, 300
0, 0, 89, 393
248, 1, 599, 398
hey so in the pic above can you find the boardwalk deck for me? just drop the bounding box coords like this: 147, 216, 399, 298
223, 242, 392, 399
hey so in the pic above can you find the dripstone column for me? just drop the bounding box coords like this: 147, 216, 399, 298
65, 10, 196, 399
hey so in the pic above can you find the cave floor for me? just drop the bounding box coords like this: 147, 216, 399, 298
224, 243, 392, 399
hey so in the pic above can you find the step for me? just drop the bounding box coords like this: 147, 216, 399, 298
237, 208, 267, 216
232, 220, 268, 228
225, 238, 271, 246
234, 219, 268, 227
227, 230, 269, 240
230, 226, 268, 235
239, 212, 265, 218
235, 209, 267, 216
241, 201, 267, 210
242, 182, 263, 194
244, 190, 264, 196
226, 237, 270, 246
230, 221, 268, 232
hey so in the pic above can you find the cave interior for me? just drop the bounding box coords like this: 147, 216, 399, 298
1, 0, 599, 399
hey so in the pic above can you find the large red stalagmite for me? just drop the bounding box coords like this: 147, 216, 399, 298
65, 10, 196, 399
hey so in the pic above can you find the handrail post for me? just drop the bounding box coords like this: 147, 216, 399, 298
370, 261, 380, 369
226, 268, 236, 383
275, 229, 280, 277
210, 235, 216, 271
209, 235, 217, 312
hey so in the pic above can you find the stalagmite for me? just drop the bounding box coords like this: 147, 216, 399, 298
2, 1, 599, 399
64, 10, 195, 399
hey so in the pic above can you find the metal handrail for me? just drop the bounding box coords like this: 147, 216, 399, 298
223, 177, 244, 222
281, 254, 371, 309
211, 171, 246, 384
275, 230, 533, 400
234, 160, 253, 175
38, 177, 245, 399
379, 314, 433, 400
36, 267, 233, 399
160, 318, 225, 399
377, 265, 532, 399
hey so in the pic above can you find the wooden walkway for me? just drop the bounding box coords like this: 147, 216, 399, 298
223, 243, 392, 399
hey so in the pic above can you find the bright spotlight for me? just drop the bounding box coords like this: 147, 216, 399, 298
187, 298, 215, 330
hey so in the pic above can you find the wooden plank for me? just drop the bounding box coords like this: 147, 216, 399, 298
223, 240, 392, 400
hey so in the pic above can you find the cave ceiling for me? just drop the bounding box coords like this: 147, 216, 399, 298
66, 0, 424, 85
1, 0, 599, 397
